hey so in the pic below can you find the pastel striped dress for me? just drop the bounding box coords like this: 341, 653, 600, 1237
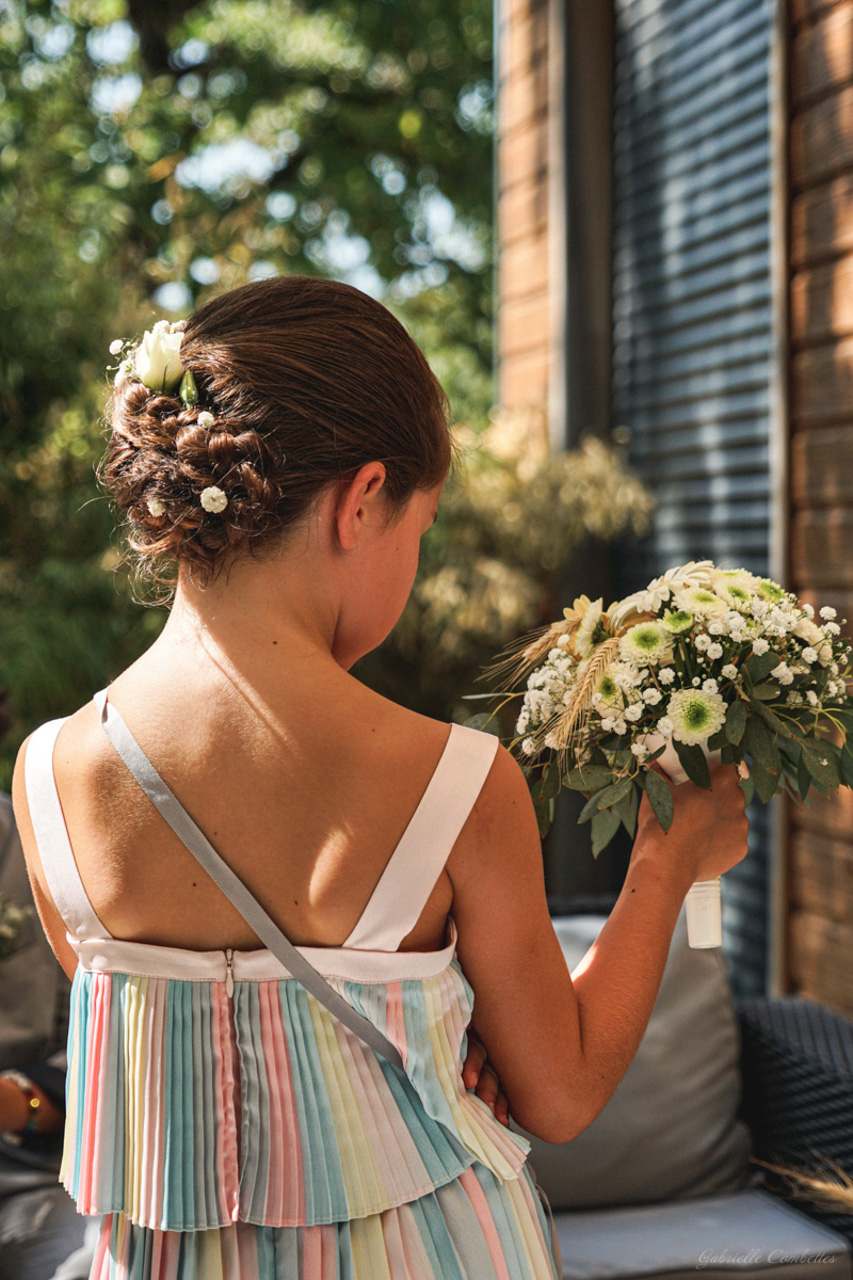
24, 690, 560, 1280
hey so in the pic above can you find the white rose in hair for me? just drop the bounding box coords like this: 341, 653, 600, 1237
133, 321, 185, 392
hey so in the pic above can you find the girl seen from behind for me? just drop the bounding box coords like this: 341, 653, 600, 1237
13, 276, 748, 1279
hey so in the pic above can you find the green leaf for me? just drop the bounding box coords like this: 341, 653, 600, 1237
744, 651, 781, 684
591, 806, 622, 858
797, 754, 812, 803
751, 699, 793, 739
579, 785, 614, 824
739, 774, 755, 805
748, 716, 779, 777
565, 765, 615, 793
707, 728, 728, 752
615, 783, 640, 838
673, 740, 712, 790
751, 682, 780, 701
642, 769, 674, 832
594, 775, 635, 812
462, 712, 500, 734
840, 739, 853, 789
752, 761, 779, 803
799, 739, 840, 790
725, 699, 747, 746
541, 758, 562, 800
530, 781, 553, 837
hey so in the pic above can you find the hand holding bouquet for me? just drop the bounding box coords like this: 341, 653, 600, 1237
480, 561, 852, 946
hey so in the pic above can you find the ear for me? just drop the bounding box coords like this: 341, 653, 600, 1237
335, 461, 388, 551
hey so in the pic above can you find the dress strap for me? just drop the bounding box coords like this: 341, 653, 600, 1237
344, 724, 500, 951
92, 688, 404, 1071
24, 715, 113, 942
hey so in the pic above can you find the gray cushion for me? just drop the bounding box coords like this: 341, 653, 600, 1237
554, 1188, 851, 1280
515, 906, 753, 1208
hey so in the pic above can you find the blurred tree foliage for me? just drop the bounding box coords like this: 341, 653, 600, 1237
0, 0, 498, 784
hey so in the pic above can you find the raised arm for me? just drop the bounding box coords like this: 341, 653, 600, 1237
447, 743, 748, 1143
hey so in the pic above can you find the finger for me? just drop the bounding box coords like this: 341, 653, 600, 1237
495, 1088, 510, 1128
462, 1035, 487, 1089
475, 1064, 500, 1110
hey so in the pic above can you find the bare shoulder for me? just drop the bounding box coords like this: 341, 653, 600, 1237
447, 738, 541, 887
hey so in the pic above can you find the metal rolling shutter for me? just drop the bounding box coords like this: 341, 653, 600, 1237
610, 0, 776, 996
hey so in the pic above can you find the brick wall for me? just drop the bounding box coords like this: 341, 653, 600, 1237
788, 0, 853, 1016
496, 0, 551, 416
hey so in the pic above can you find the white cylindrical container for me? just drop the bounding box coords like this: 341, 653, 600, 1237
641, 735, 723, 949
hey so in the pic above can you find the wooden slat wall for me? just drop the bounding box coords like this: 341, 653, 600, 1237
496, 0, 551, 412
788, 0, 853, 1017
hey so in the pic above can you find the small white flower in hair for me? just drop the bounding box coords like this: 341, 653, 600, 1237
146, 496, 165, 518
201, 485, 228, 514
109, 339, 125, 355
197, 411, 215, 429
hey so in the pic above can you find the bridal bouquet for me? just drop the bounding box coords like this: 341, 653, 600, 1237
480, 562, 852, 900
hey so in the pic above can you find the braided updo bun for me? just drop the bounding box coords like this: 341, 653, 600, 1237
101, 275, 453, 591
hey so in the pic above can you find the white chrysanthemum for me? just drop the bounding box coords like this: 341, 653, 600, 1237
200, 485, 228, 514
756, 578, 787, 605
618, 622, 672, 665
672, 586, 727, 619
665, 689, 727, 746
607, 561, 715, 628
661, 609, 694, 634
593, 670, 623, 714
710, 569, 758, 610
573, 598, 603, 658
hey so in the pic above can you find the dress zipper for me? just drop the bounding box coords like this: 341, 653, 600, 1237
225, 948, 235, 998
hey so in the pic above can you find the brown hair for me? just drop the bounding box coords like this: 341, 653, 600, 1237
100, 276, 454, 593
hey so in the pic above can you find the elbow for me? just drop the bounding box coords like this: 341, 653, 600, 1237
509, 1100, 595, 1146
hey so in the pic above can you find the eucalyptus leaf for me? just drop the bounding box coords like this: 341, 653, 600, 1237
797, 754, 812, 803
841, 740, 853, 789
739, 774, 755, 805
744, 651, 781, 684
579, 785, 614, 824
725, 699, 747, 746
673, 740, 712, 790
531, 782, 553, 838
594, 775, 634, 812
643, 769, 674, 832
616, 783, 640, 837
462, 712, 500, 734
799, 739, 840, 789
541, 758, 562, 800
751, 699, 792, 739
591, 806, 622, 858
752, 761, 779, 803
565, 765, 615, 793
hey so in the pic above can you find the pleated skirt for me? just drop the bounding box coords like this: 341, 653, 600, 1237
88, 1161, 560, 1280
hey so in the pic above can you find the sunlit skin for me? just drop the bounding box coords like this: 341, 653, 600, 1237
14, 460, 748, 1141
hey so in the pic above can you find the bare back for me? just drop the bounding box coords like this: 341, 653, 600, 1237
43, 649, 464, 955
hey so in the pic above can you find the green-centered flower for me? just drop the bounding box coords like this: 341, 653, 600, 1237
672, 586, 727, 618
756, 577, 786, 604
618, 622, 672, 665
662, 609, 694, 634
665, 688, 726, 745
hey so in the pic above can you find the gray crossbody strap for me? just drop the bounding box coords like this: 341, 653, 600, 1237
94, 691, 404, 1071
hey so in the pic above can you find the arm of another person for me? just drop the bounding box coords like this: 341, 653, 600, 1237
11, 735, 79, 982
447, 744, 748, 1144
